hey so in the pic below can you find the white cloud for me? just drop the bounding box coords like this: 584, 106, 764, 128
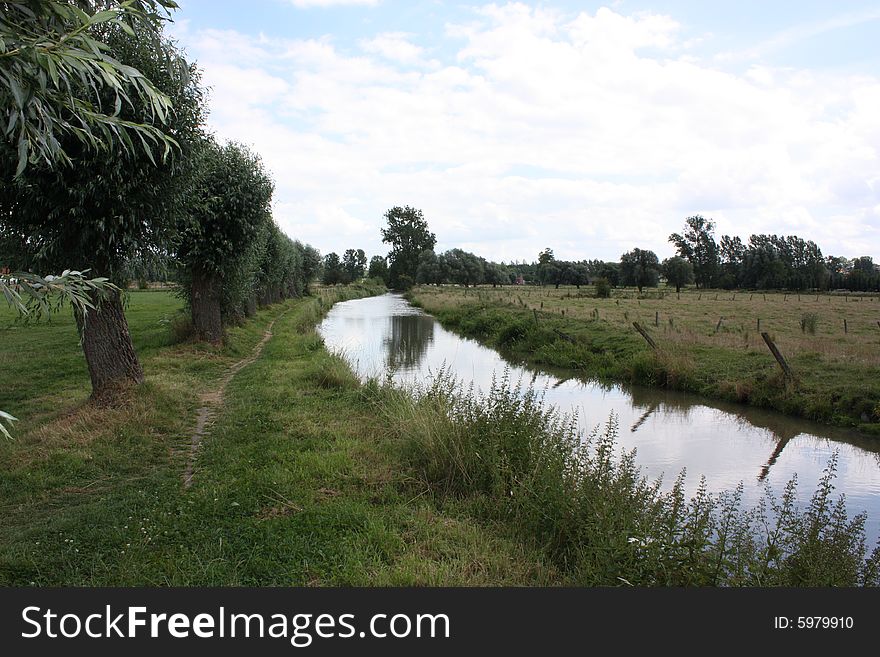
176, 4, 880, 262
359, 32, 429, 66
285, 0, 379, 8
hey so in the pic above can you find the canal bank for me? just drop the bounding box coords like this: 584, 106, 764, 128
319, 293, 880, 566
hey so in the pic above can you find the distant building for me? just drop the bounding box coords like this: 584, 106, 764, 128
514, 275, 525, 285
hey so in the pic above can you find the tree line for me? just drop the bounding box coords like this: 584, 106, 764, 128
1, 1, 320, 399
368, 208, 878, 293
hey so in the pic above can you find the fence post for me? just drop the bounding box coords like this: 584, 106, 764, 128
633, 322, 657, 350
761, 332, 793, 380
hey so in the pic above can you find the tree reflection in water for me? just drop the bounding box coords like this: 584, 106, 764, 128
384, 314, 435, 372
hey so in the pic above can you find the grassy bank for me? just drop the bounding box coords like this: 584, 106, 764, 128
2, 284, 877, 586
0, 284, 554, 585
407, 286, 880, 433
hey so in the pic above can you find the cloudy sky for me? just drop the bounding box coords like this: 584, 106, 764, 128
169, 0, 880, 263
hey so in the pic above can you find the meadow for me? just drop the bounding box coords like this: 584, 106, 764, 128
1, 286, 878, 586
408, 285, 880, 432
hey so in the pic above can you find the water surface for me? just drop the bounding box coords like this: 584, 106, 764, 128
319, 293, 880, 541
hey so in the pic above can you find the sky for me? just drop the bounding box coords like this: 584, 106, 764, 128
167, 1, 880, 263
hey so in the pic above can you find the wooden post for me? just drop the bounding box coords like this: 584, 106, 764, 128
757, 318, 761, 332
533, 309, 539, 325
715, 317, 724, 332
633, 322, 657, 350
761, 332, 793, 380
844, 318, 848, 334
655, 311, 659, 327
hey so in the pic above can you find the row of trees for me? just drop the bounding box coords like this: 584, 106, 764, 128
1, 2, 318, 398
321, 248, 367, 285
370, 206, 876, 293
670, 216, 878, 291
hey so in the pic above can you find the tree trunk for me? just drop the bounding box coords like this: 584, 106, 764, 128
191, 270, 223, 343
76, 289, 144, 400
245, 295, 257, 317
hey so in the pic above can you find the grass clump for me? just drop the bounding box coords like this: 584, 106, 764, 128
800, 312, 819, 334
381, 369, 880, 586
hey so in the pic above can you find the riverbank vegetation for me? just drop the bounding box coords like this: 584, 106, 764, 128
2, 288, 878, 586
408, 285, 880, 433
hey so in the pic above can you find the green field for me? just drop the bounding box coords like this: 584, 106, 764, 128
408, 285, 880, 432
0, 288, 554, 585
2, 287, 877, 586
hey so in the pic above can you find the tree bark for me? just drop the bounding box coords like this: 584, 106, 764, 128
76, 289, 144, 400
191, 270, 223, 343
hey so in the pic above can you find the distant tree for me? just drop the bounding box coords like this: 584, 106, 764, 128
587, 260, 620, 287
381, 206, 436, 289
342, 248, 367, 282
669, 216, 720, 288
367, 255, 389, 283
415, 250, 442, 285
719, 235, 746, 289
440, 249, 484, 287
620, 248, 660, 293
662, 256, 694, 293
483, 262, 510, 287
300, 243, 322, 285
536, 248, 557, 286
568, 262, 591, 288
322, 252, 343, 285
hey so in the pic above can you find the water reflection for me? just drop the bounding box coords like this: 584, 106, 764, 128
319, 293, 880, 541
385, 314, 435, 372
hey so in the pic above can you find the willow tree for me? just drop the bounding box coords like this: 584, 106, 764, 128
0, 14, 205, 398
176, 140, 273, 342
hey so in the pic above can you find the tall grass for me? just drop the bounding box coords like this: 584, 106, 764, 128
374, 369, 880, 586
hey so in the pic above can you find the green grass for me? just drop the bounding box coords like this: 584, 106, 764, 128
407, 286, 880, 431
2, 284, 876, 586
0, 286, 555, 585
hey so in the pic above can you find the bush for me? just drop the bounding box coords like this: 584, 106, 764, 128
800, 312, 819, 334
594, 277, 611, 298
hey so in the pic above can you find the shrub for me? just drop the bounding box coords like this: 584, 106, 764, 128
800, 312, 819, 334
594, 278, 611, 298
383, 370, 880, 586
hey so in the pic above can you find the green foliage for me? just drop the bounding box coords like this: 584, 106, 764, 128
662, 256, 694, 292
669, 215, 720, 289
439, 248, 484, 287
341, 248, 367, 283
415, 249, 441, 285
322, 252, 343, 285
620, 248, 660, 292
392, 372, 880, 585
0, 27, 205, 279
177, 139, 272, 277
1, 269, 116, 320
800, 312, 819, 334
594, 277, 611, 298
1, 0, 181, 176
381, 206, 436, 289
367, 255, 388, 283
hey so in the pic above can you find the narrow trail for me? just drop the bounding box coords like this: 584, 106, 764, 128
182, 309, 288, 488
